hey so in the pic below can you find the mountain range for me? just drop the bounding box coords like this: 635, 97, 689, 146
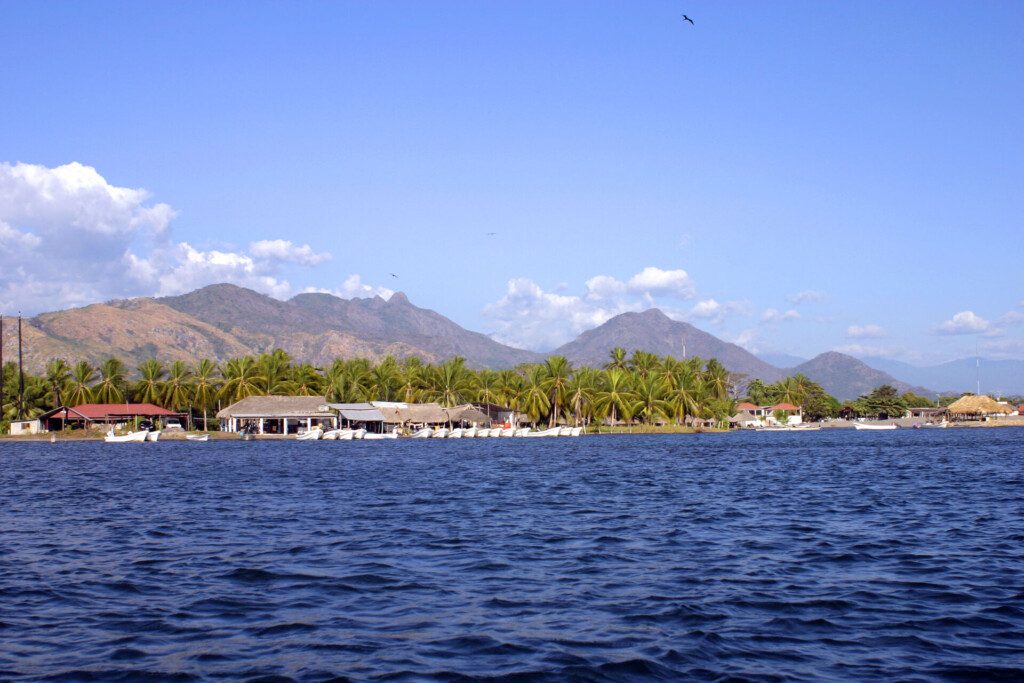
2, 283, 939, 400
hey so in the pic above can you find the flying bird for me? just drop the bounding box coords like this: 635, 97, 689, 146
486, 232, 497, 236
681, 14, 694, 25
389, 273, 398, 278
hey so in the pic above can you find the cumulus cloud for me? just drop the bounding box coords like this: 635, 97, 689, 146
627, 267, 695, 298
0, 161, 342, 313
934, 310, 993, 335
847, 323, 886, 339
760, 308, 800, 323
788, 290, 827, 305
730, 329, 760, 353
687, 298, 749, 325
303, 275, 394, 300
250, 239, 331, 266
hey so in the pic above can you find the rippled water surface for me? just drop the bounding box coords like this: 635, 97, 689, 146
2, 430, 1024, 681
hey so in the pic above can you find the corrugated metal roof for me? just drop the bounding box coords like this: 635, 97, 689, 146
338, 408, 385, 422
59, 403, 178, 418
217, 395, 333, 419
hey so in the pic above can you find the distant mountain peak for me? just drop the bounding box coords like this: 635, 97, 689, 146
387, 291, 410, 305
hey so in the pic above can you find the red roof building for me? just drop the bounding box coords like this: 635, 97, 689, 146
771, 402, 801, 412
39, 403, 183, 431
736, 402, 758, 411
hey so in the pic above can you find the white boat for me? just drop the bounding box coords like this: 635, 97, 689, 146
146, 430, 161, 442
463, 427, 477, 438
186, 434, 209, 442
558, 426, 574, 436
487, 428, 503, 437
363, 430, 399, 440
448, 428, 464, 438
353, 428, 367, 439
475, 428, 491, 437
514, 427, 531, 437
296, 427, 323, 440
321, 429, 342, 440
432, 428, 450, 438
853, 423, 897, 431
411, 428, 433, 439
335, 429, 355, 440
920, 421, 949, 429
525, 427, 562, 438
104, 429, 149, 443
570, 427, 583, 436
500, 427, 515, 437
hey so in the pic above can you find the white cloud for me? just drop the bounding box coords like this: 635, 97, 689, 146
483, 277, 642, 350
250, 239, 331, 266
788, 290, 827, 305
687, 298, 749, 325
934, 310, 992, 335
0, 161, 336, 313
627, 267, 695, 299
730, 329, 760, 353
834, 343, 901, 358
760, 308, 801, 323
847, 323, 886, 339
303, 274, 394, 300
584, 274, 627, 300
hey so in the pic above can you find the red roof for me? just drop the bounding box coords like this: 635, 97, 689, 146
67, 403, 178, 418
771, 402, 800, 411
736, 402, 758, 410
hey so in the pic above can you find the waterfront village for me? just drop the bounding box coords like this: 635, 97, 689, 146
6, 392, 1024, 440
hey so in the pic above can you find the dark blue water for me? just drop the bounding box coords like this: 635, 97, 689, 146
2, 430, 1023, 681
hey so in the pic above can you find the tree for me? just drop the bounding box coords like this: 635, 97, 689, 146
854, 385, 907, 419
424, 357, 473, 407
133, 358, 166, 405
220, 356, 262, 404
94, 357, 128, 404
605, 347, 627, 371
566, 367, 599, 426
541, 355, 572, 427
634, 375, 671, 425
594, 368, 637, 427
44, 359, 72, 409
162, 361, 193, 412
66, 361, 96, 406
190, 359, 221, 431
519, 365, 551, 424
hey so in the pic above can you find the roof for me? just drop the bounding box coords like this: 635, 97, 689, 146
339, 407, 386, 422
42, 403, 179, 420
376, 402, 449, 424
736, 402, 758, 410
946, 395, 1015, 415
217, 395, 332, 419
730, 410, 759, 423
771, 402, 801, 411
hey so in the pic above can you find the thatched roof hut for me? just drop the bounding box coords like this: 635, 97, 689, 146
946, 395, 1015, 417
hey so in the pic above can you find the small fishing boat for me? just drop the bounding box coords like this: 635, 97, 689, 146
463, 427, 478, 438
296, 427, 323, 440
853, 423, 897, 431
448, 428, 464, 438
475, 428, 490, 437
321, 429, 342, 440
411, 427, 433, 439
525, 427, 562, 438
186, 434, 209, 442
919, 421, 949, 429
570, 426, 583, 436
514, 427, 531, 437
487, 428, 503, 437
146, 430, 161, 442
363, 430, 399, 440
558, 426, 574, 436
104, 429, 149, 443
352, 428, 367, 439
500, 427, 515, 437
432, 428, 450, 438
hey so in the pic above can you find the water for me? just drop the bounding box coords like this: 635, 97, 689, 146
2, 430, 1023, 681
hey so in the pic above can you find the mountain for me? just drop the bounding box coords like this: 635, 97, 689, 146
861, 357, 1024, 396
6, 283, 540, 373
553, 309, 785, 382
789, 352, 928, 401
757, 352, 808, 368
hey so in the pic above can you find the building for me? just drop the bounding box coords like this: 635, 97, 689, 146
217, 396, 336, 434
9, 419, 42, 435
731, 401, 803, 428
38, 403, 184, 431
945, 395, 1016, 422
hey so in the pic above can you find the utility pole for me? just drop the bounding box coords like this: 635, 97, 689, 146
17, 314, 25, 420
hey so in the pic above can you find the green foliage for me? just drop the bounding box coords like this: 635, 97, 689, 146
901, 391, 935, 408
742, 374, 839, 421
853, 384, 908, 419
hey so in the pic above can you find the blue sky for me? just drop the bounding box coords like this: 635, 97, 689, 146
1, 1, 1021, 363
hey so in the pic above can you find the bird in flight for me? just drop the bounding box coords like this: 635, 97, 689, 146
486, 232, 497, 236
681, 14, 694, 25
389, 273, 398, 278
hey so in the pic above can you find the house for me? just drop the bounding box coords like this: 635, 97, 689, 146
38, 403, 184, 431
217, 396, 336, 434
946, 395, 1016, 422
9, 419, 42, 435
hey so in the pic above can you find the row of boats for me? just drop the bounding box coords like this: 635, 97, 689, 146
297, 426, 584, 441
104, 429, 209, 443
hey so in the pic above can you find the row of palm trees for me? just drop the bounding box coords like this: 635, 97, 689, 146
2, 347, 738, 429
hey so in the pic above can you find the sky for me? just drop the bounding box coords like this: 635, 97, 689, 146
1, 1, 1022, 365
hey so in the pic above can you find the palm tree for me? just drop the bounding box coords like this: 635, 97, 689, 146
257, 349, 293, 395
495, 369, 523, 413
367, 357, 400, 401
541, 355, 572, 427
324, 360, 369, 403
473, 369, 501, 406
219, 356, 263, 404
668, 367, 706, 425
291, 363, 323, 396
66, 361, 96, 406
133, 358, 166, 404
628, 350, 659, 379
190, 359, 221, 431
44, 359, 72, 408
605, 347, 628, 371
162, 361, 193, 412
634, 374, 671, 424
519, 365, 551, 424
424, 357, 473, 407
594, 368, 637, 427
565, 367, 599, 426
398, 357, 425, 403
94, 357, 128, 404
703, 359, 731, 401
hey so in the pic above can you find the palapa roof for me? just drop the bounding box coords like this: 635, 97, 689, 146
217, 395, 333, 419
945, 395, 1014, 415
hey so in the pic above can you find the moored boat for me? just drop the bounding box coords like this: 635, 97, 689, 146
525, 427, 562, 438
448, 428, 464, 438
146, 430, 161, 442
411, 428, 433, 438
321, 429, 342, 440
500, 427, 515, 437
186, 434, 209, 442
296, 427, 323, 440
463, 427, 478, 438
104, 429, 149, 443
514, 427, 531, 437
433, 428, 450, 438
853, 423, 897, 431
